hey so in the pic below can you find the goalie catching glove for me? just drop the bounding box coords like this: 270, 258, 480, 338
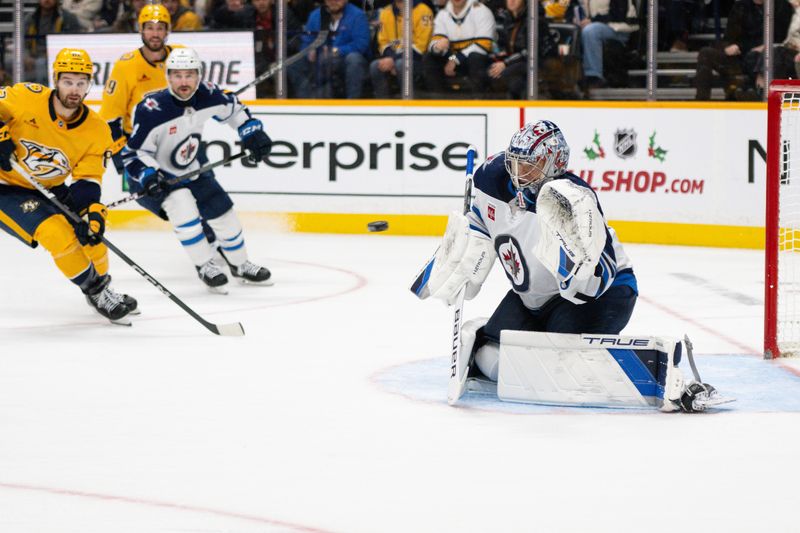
425, 211, 495, 305
534, 179, 607, 284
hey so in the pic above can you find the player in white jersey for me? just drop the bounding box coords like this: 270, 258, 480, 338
122, 48, 273, 292
416, 121, 726, 411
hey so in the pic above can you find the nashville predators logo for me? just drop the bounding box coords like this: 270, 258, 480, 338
19, 139, 70, 180
20, 198, 40, 213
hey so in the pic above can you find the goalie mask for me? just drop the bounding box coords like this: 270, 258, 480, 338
166, 48, 204, 101
505, 121, 570, 192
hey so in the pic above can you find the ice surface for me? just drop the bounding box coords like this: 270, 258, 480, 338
0, 230, 798, 533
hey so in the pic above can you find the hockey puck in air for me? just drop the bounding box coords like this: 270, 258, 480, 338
367, 220, 389, 232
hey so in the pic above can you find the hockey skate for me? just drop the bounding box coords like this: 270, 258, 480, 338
123, 294, 140, 315
197, 259, 229, 294
218, 251, 273, 285
231, 260, 273, 285
84, 276, 134, 326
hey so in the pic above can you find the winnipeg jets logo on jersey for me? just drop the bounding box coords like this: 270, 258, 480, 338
496, 235, 529, 291
143, 97, 161, 112
19, 139, 70, 180
170, 134, 201, 169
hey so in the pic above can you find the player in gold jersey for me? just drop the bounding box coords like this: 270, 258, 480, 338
0, 49, 137, 325
100, 3, 179, 171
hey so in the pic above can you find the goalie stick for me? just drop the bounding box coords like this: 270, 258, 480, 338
447, 147, 476, 405
10, 159, 245, 337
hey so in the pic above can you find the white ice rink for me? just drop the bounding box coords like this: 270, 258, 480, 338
1, 227, 799, 533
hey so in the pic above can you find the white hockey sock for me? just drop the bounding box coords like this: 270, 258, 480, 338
208, 209, 248, 266
162, 189, 215, 267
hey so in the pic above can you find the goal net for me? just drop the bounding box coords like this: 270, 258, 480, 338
766, 80, 800, 358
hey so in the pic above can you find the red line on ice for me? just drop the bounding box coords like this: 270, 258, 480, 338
0, 481, 334, 532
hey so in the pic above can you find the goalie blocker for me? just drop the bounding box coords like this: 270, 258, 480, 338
457, 326, 733, 412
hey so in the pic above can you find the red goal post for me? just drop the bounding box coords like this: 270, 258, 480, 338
765, 80, 800, 358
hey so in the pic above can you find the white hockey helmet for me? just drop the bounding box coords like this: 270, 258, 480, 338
505, 120, 570, 190
166, 47, 203, 100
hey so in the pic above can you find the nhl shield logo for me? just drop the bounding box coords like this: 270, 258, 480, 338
20, 198, 40, 213
613, 129, 637, 159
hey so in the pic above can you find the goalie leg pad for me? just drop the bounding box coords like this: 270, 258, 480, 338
448, 317, 488, 404
497, 330, 681, 408
474, 342, 501, 382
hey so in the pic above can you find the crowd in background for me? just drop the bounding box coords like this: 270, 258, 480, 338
1, 0, 799, 100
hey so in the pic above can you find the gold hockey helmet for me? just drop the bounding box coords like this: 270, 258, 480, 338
52, 48, 94, 79
138, 3, 171, 31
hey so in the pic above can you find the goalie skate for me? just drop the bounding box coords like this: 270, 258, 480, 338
197, 259, 229, 294
678, 382, 736, 413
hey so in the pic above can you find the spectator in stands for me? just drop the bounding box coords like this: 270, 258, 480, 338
106, 0, 147, 32
288, 0, 371, 98
23, 0, 83, 84
291, 0, 319, 22
163, 0, 203, 30
744, 0, 797, 98
369, 0, 434, 98
92, 0, 122, 30
695, 0, 787, 100
251, 0, 304, 96
541, 0, 576, 22
422, 0, 496, 98
658, 0, 703, 52
209, 0, 256, 29
489, 0, 556, 99
578, 0, 639, 90
62, 0, 103, 31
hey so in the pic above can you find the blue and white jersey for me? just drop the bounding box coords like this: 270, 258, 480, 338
467, 151, 636, 310
123, 81, 253, 180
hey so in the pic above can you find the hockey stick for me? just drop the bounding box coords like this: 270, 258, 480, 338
447, 147, 476, 405
105, 151, 247, 209
10, 160, 245, 337
233, 30, 330, 96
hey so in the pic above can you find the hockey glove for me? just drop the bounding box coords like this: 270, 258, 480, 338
0, 124, 14, 172
138, 167, 169, 200
238, 119, 272, 164
107, 118, 127, 174
75, 203, 108, 246
50, 183, 75, 211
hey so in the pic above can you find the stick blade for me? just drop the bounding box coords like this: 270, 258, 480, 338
211, 321, 246, 336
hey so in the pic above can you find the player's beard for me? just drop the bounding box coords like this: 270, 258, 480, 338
142, 35, 165, 53
56, 89, 85, 110
174, 83, 197, 100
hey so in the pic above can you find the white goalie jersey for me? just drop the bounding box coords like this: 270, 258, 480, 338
467, 151, 636, 309
123, 81, 254, 180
